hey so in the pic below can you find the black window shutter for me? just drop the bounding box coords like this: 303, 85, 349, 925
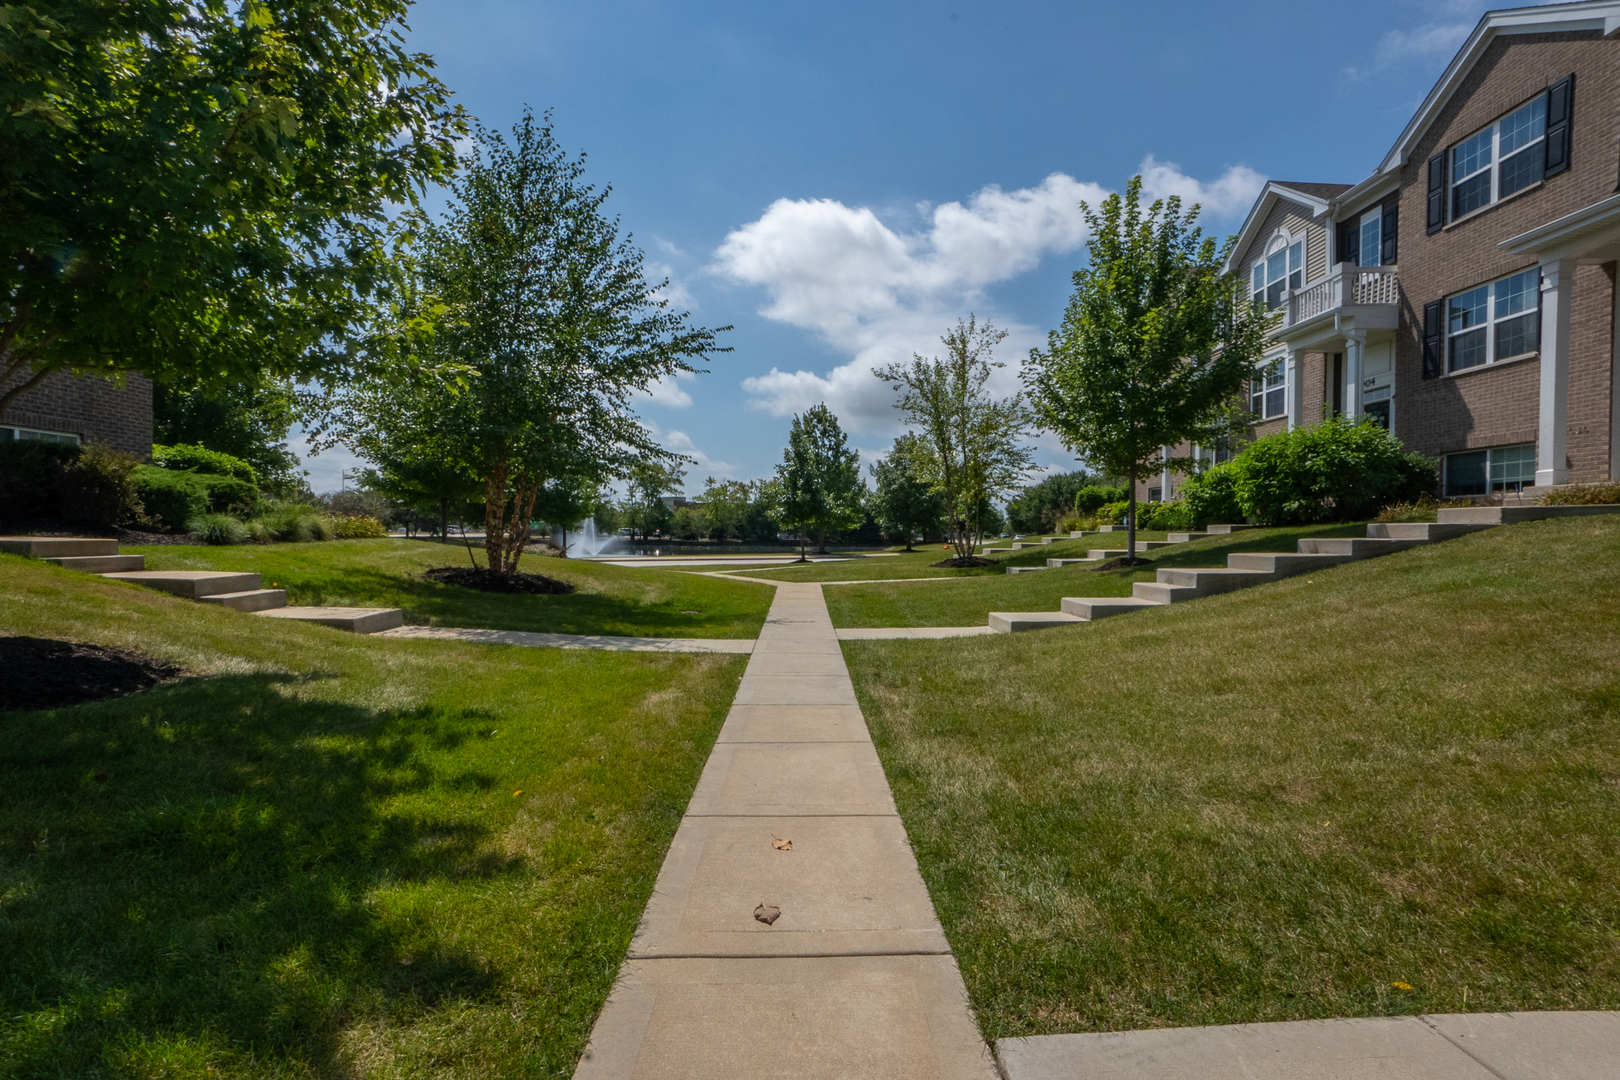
1381, 201, 1398, 264
1426, 154, 1446, 233
1545, 73, 1574, 177
1338, 218, 1358, 266
1422, 300, 1444, 379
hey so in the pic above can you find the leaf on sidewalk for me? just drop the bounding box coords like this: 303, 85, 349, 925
754, 902, 781, 926
772, 837, 793, 851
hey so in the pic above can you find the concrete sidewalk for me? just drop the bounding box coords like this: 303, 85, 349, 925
376, 625, 754, 653
996, 1011, 1620, 1079
574, 581, 995, 1079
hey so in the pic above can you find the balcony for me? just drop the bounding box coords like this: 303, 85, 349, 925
1271, 262, 1400, 346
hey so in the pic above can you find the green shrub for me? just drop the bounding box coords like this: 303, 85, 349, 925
1095, 499, 1129, 525
1075, 484, 1128, 515
1542, 481, 1620, 506
151, 443, 258, 484
1135, 500, 1192, 531
133, 465, 211, 531
334, 514, 388, 539
0, 440, 145, 527
250, 503, 336, 542
187, 512, 250, 545
1180, 464, 1244, 528
1230, 418, 1437, 526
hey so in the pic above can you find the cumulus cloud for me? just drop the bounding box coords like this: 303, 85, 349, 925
640, 370, 696, 408
649, 423, 739, 482
1345, 3, 1486, 78
715, 158, 1265, 432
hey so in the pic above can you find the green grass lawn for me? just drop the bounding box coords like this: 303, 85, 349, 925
721, 533, 1174, 584
127, 539, 773, 638
842, 516, 1620, 1039
0, 555, 746, 1078
824, 524, 1367, 627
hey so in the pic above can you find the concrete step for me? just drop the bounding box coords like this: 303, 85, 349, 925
1046, 557, 1099, 568
1204, 524, 1256, 535
100, 570, 261, 597
1298, 537, 1426, 558
1006, 565, 1049, 574
1059, 596, 1165, 620
44, 554, 145, 572
981, 546, 1014, 554
1368, 522, 1496, 541
198, 588, 288, 613
1131, 581, 1200, 604
1166, 531, 1210, 542
1226, 552, 1351, 576
1096, 525, 1123, 532
0, 536, 119, 558
1155, 567, 1277, 595
1438, 504, 1620, 525
255, 606, 403, 634
988, 610, 1084, 633
1086, 542, 1173, 559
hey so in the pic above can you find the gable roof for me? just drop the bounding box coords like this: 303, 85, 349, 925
1378, 1, 1620, 175
1221, 182, 1349, 275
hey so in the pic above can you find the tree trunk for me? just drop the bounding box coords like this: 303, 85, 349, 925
798, 525, 807, 562
439, 497, 449, 544
503, 474, 538, 575
560, 526, 568, 557
1126, 465, 1138, 567
483, 458, 508, 574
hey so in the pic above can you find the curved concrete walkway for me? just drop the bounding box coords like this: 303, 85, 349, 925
575, 581, 995, 1079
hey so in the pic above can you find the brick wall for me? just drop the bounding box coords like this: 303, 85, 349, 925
1392, 30, 1619, 482
0, 367, 154, 458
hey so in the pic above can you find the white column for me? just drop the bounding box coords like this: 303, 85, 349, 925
1344, 330, 1365, 421
1159, 446, 1171, 500
1286, 347, 1306, 429
1537, 258, 1572, 487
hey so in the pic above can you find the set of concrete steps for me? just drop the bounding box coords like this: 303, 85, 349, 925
987, 505, 1616, 633
1, 536, 402, 633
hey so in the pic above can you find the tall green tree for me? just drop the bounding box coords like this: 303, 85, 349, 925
153, 378, 302, 494
534, 473, 599, 556
1, 0, 464, 413
314, 111, 726, 573
699, 477, 753, 541
869, 434, 944, 550
624, 461, 685, 541
773, 404, 862, 556
1025, 177, 1271, 564
875, 316, 1034, 562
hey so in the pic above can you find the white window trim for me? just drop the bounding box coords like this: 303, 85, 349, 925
1450, 92, 1547, 219
1358, 208, 1382, 268
0, 425, 81, 445
1445, 267, 1541, 375
1250, 353, 1288, 421
1250, 231, 1305, 310
1444, 443, 1537, 496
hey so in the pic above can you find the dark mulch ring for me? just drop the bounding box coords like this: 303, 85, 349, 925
1092, 556, 1152, 571
115, 527, 205, 546
423, 566, 577, 594
0, 636, 183, 712
931, 556, 998, 568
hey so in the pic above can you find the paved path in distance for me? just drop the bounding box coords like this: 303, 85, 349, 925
377, 626, 754, 653
575, 581, 995, 1079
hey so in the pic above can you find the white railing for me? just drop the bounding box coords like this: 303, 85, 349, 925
1283, 263, 1399, 327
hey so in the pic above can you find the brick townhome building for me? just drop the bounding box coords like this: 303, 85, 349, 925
0, 368, 153, 458
1147, 0, 1620, 502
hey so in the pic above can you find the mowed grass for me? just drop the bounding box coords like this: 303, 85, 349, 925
842, 516, 1620, 1038
0, 556, 745, 1078
824, 524, 1366, 627
723, 533, 1176, 584
128, 539, 772, 638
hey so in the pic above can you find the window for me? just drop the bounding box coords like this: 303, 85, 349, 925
1358, 208, 1381, 268
1250, 356, 1286, 419
1451, 94, 1546, 218
1446, 267, 1540, 373
1251, 237, 1304, 309
0, 426, 80, 444
1148, 487, 1162, 503
1445, 444, 1536, 496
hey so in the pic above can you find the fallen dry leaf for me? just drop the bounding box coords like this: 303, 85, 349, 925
771, 837, 793, 851
754, 902, 781, 926
399, 956, 414, 966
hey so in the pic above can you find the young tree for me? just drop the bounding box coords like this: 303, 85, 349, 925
699, 477, 753, 541
1025, 177, 1271, 565
314, 112, 726, 573
772, 405, 863, 559
869, 434, 944, 550
1, 1, 464, 414
624, 461, 686, 541
534, 474, 598, 556
875, 316, 1034, 563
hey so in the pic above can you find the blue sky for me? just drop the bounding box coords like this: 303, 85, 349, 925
295, 0, 1501, 493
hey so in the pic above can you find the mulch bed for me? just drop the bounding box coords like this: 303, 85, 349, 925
115, 527, 204, 546
1092, 556, 1153, 571
423, 566, 576, 595
1, 637, 182, 712
931, 556, 998, 568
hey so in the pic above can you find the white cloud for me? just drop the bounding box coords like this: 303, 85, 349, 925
1345, 3, 1485, 78
646, 260, 697, 311
648, 423, 740, 483
716, 158, 1266, 432
641, 370, 696, 408
1139, 155, 1266, 219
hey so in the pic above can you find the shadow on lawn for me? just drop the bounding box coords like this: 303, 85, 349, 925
0, 672, 515, 1075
